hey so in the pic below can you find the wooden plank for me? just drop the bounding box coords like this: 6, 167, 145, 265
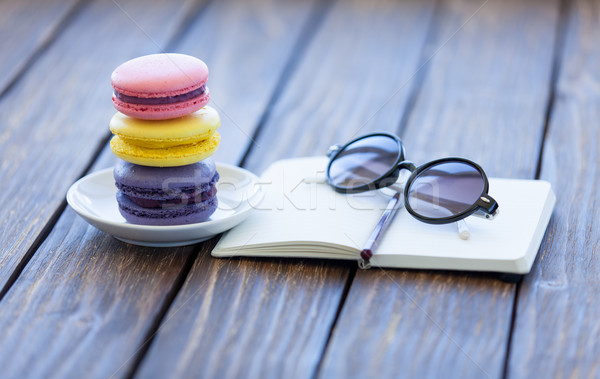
172, 0, 325, 165
137, 0, 437, 377
0, 0, 204, 376
241, 0, 437, 173
0, 208, 194, 379
319, 0, 561, 377
0, 0, 80, 95
508, 0, 600, 376
0, 0, 327, 377
0, 0, 200, 290
140, 247, 350, 379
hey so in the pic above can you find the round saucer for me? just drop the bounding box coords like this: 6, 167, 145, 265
66, 163, 263, 247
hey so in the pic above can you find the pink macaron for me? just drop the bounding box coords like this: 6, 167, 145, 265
111, 53, 210, 120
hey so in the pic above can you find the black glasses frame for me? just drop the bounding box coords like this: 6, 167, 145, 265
326, 132, 407, 194
403, 157, 498, 224
326, 133, 499, 225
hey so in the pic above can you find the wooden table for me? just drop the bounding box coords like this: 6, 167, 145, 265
1, 0, 598, 377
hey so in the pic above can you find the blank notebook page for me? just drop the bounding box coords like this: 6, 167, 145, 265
214, 156, 555, 273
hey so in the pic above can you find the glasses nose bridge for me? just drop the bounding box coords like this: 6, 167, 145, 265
396, 160, 416, 173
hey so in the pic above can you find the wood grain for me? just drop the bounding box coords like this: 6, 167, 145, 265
0, 0, 80, 95
319, 0, 561, 377
0, 208, 194, 379
1, 0, 594, 377
171, 0, 328, 165
0, 0, 203, 377
137, 0, 438, 377
242, 0, 437, 173
508, 0, 600, 376
140, 245, 351, 379
0, 0, 330, 377
0, 0, 199, 289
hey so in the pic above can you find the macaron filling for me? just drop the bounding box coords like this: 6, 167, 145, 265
115, 166, 218, 209
125, 184, 218, 208
114, 85, 206, 105
117, 192, 218, 224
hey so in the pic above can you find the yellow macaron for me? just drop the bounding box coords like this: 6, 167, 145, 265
110, 132, 220, 167
109, 106, 220, 148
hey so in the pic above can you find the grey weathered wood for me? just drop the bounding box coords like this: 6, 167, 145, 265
0, 0, 329, 377
508, 0, 600, 377
137, 0, 437, 377
0, 0, 80, 95
0, 208, 194, 379
140, 244, 350, 379
242, 0, 438, 173
0, 0, 200, 289
325, 271, 515, 378
1, 0, 595, 378
0, 0, 204, 377
319, 0, 561, 377
171, 0, 326, 165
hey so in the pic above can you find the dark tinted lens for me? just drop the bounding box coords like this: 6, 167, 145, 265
328, 135, 400, 189
407, 161, 485, 219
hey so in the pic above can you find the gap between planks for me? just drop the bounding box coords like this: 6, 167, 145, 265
395, 0, 442, 138
0, 0, 211, 302
122, 243, 205, 379
314, 0, 562, 377
311, 266, 357, 379
238, 0, 336, 168
0, 0, 91, 302
0, 0, 88, 101
502, 0, 571, 377
310, 0, 443, 375
74, 0, 338, 376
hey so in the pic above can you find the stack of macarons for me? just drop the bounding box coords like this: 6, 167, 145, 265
109, 53, 221, 225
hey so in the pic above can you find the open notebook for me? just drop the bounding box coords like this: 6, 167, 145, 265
212, 157, 555, 274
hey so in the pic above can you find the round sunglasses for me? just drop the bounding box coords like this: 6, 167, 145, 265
326, 132, 499, 225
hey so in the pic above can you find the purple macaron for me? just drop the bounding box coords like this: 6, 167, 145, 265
114, 159, 219, 225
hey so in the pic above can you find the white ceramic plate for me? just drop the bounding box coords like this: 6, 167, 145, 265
66, 163, 263, 247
